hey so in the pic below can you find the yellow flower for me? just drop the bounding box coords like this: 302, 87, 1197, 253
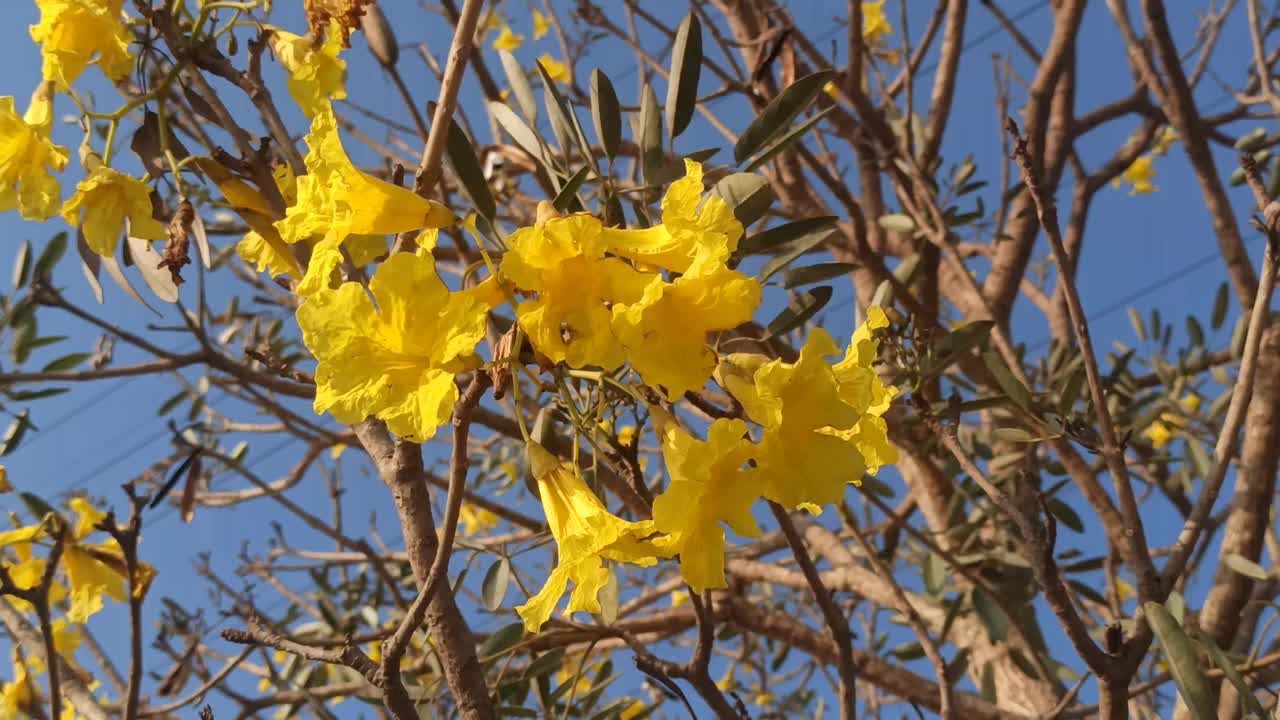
296, 251, 496, 442
1180, 393, 1201, 413
670, 589, 689, 608
515, 442, 670, 633
823, 80, 840, 100
620, 699, 647, 720
61, 166, 167, 258
715, 665, 734, 691
603, 160, 743, 274
1153, 126, 1178, 156
237, 231, 303, 278
30, 0, 134, 87
612, 256, 761, 400
0, 88, 69, 221
753, 691, 775, 706
862, 1, 894, 46
617, 425, 637, 448
1115, 155, 1157, 195
501, 209, 652, 369
1, 654, 34, 720
276, 108, 456, 294
717, 311, 897, 510
492, 26, 524, 51
459, 503, 499, 536
476, 8, 504, 40
532, 9, 551, 40
538, 54, 570, 84
651, 410, 761, 592
1143, 415, 1182, 449
269, 21, 348, 118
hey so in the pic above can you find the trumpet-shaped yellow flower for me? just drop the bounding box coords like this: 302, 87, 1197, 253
0, 90, 69, 221
516, 442, 670, 632
612, 256, 761, 400
270, 21, 348, 118
276, 108, 456, 293
501, 211, 653, 369
1115, 155, 1157, 195
717, 311, 897, 510
62, 543, 123, 623
862, 2, 894, 46
532, 9, 551, 40
1, 654, 34, 720
492, 26, 524, 51
603, 160, 743, 273
61, 167, 167, 258
651, 410, 761, 592
30, 0, 134, 87
538, 54, 570, 83
296, 251, 495, 442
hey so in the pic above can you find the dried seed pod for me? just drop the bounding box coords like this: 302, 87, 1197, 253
359, 2, 398, 68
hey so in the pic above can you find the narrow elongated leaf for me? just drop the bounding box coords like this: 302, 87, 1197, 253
738, 216, 837, 256
12, 240, 30, 289
983, 351, 1032, 410
758, 228, 830, 281
75, 229, 102, 304
443, 113, 496, 219
971, 588, 1008, 642
498, 49, 537, 123
34, 231, 67, 280
1, 412, 32, 456
41, 353, 90, 373
590, 70, 621, 160
479, 622, 525, 659
744, 106, 834, 172
1145, 601, 1217, 720
712, 172, 773, 228
125, 233, 179, 303
1046, 498, 1084, 533
481, 558, 511, 611
766, 286, 832, 338
552, 166, 591, 212
489, 101, 545, 166
783, 262, 858, 288
537, 60, 596, 170
1223, 553, 1268, 581
189, 213, 211, 269
638, 83, 663, 187
665, 13, 702, 140
734, 70, 835, 163
1199, 634, 1268, 718
1128, 307, 1147, 341
1186, 316, 1204, 347
1211, 283, 1229, 329
924, 553, 946, 596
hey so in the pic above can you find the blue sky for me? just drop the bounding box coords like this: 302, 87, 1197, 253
0, 1, 1273, 717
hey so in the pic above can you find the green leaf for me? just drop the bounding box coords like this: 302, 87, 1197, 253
40, 353, 90, 373
1199, 633, 1268, 718
1186, 438, 1212, 479
479, 622, 525, 660
1223, 553, 1268, 581
12, 314, 37, 365
537, 59, 595, 169
497, 49, 537, 124
590, 69, 621, 160
490, 101, 546, 167
1186, 316, 1204, 348
1128, 307, 1147, 341
983, 351, 1032, 411
877, 214, 916, 234
19, 491, 58, 521
443, 113, 496, 219
521, 648, 565, 681
157, 390, 187, 416
734, 70, 835, 163
738, 216, 837, 257
712, 172, 773, 228
481, 558, 511, 611
34, 231, 68, 280
992, 427, 1038, 443
7, 388, 67, 402
552, 166, 591, 212
971, 587, 1008, 642
1046, 498, 1084, 533
12, 240, 30, 290
783, 262, 858, 288
1211, 283, 1229, 330
665, 13, 702, 140
638, 83, 663, 189
1145, 601, 1218, 720
743, 106, 834, 172
924, 553, 946, 597
1, 411, 32, 456
766, 286, 832, 338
